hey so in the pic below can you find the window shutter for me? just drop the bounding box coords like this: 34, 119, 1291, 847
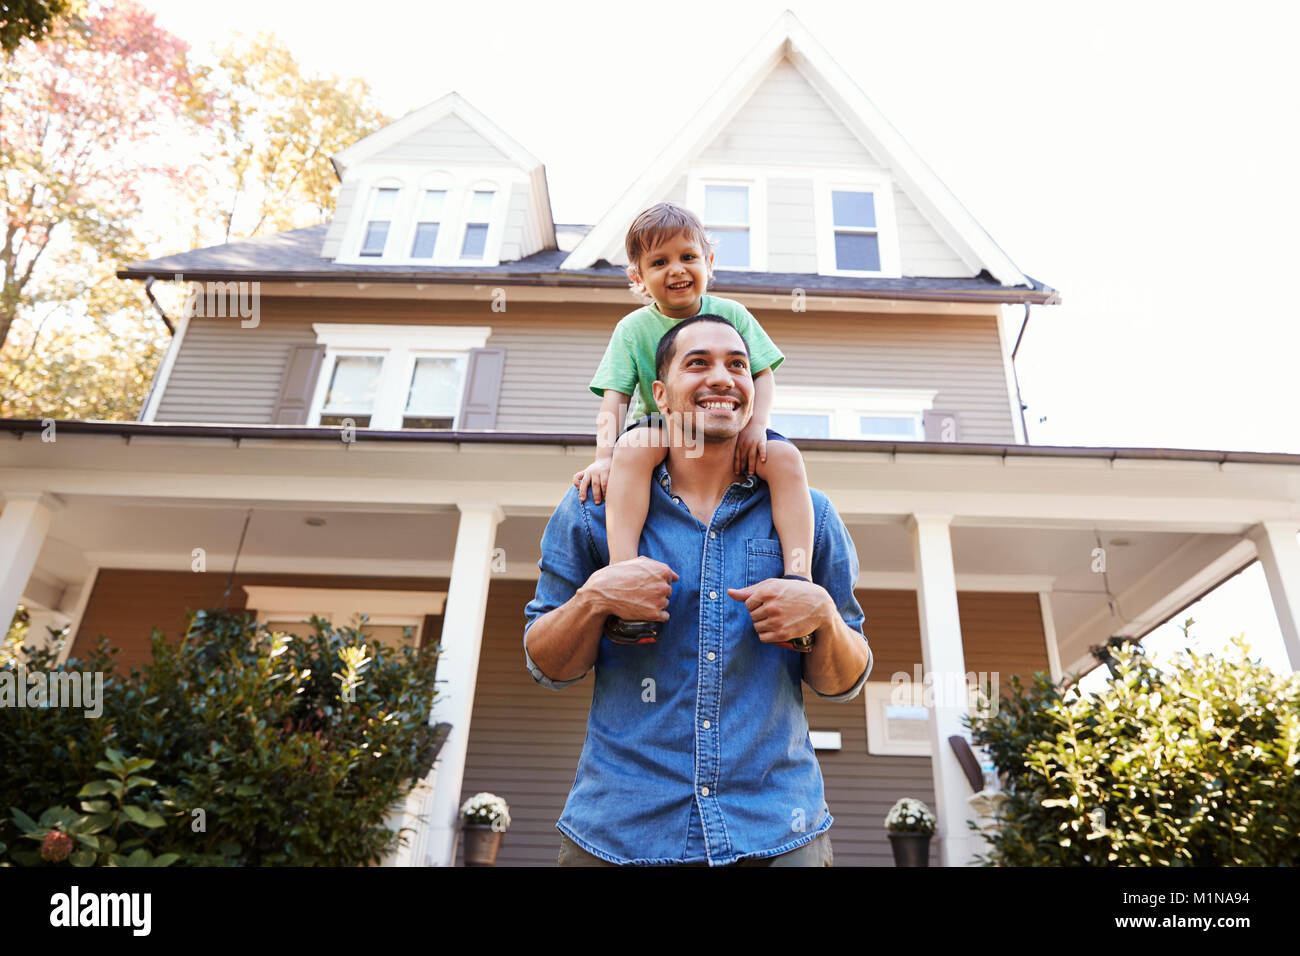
456, 347, 506, 430
274, 345, 326, 425
923, 409, 960, 442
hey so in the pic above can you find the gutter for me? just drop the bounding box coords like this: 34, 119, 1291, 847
1010, 303, 1032, 441
142, 277, 175, 335
115, 267, 1061, 307
5, 418, 1299, 466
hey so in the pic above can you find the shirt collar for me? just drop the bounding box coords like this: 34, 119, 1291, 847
654, 461, 758, 497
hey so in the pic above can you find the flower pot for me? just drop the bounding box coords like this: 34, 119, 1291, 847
462, 823, 504, 866
888, 831, 932, 867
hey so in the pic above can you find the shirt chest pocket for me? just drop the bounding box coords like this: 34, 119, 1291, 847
745, 538, 785, 586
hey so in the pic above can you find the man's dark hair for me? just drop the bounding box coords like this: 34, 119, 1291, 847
654, 314, 751, 382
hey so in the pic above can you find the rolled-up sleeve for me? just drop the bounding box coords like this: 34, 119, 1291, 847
523, 489, 599, 691
808, 492, 872, 702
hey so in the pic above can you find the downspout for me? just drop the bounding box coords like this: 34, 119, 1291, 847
1010, 304, 1032, 444
143, 277, 175, 335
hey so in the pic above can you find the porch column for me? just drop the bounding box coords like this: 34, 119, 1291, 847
907, 513, 979, 867
1247, 521, 1300, 671
413, 503, 503, 866
0, 492, 63, 644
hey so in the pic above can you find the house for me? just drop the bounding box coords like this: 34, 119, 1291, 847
4, 10, 1299, 867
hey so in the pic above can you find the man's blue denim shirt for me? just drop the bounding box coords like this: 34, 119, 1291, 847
523, 462, 871, 866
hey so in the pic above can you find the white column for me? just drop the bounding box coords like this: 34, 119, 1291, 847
907, 513, 979, 867
1039, 592, 1063, 683
1247, 521, 1300, 672
0, 492, 64, 644
411, 503, 502, 866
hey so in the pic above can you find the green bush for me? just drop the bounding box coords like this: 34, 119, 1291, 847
967, 624, 1300, 865
0, 608, 443, 866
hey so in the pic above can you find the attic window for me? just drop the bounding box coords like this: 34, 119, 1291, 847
410, 189, 446, 259
361, 187, 400, 257
831, 190, 880, 271
703, 184, 750, 268
459, 190, 495, 260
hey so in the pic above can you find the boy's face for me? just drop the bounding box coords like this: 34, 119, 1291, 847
628, 229, 714, 319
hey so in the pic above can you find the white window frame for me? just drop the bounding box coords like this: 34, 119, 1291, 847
404, 175, 454, 262
812, 170, 901, 278
770, 386, 936, 441
308, 324, 491, 430
242, 587, 446, 649
686, 166, 767, 272
865, 681, 932, 756
335, 164, 520, 267
359, 181, 404, 258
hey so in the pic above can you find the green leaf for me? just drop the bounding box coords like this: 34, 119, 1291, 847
151, 853, 181, 867
77, 780, 113, 797
125, 848, 151, 867
79, 800, 112, 814
69, 849, 96, 867
124, 775, 157, 791
9, 808, 39, 834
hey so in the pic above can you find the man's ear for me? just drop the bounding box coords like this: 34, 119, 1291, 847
651, 379, 670, 417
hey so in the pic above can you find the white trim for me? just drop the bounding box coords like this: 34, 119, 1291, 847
140, 306, 192, 423
241, 586, 446, 623
808, 730, 842, 750
997, 305, 1028, 444
561, 11, 1031, 287
771, 385, 935, 440
686, 168, 768, 271
812, 171, 901, 277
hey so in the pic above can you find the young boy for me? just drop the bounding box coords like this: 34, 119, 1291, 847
573, 202, 815, 648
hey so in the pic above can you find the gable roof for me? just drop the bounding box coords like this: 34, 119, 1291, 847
561, 10, 1032, 288
330, 91, 544, 178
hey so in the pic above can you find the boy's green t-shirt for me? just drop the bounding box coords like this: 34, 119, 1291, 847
588, 295, 785, 421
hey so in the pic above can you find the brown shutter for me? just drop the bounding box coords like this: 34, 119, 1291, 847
923, 409, 960, 442
457, 347, 506, 430
274, 345, 326, 424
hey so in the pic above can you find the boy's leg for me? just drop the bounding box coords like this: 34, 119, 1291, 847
754, 439, 814, 576
605, 425, 670, 566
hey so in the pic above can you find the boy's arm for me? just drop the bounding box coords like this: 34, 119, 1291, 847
595, 390, 630, 463
736, 368, 774, 475
751, 367, 774, 428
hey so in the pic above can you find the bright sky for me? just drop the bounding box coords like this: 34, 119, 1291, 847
138, 0, 1300, 683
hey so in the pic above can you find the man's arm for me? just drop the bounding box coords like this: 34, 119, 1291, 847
526, 556, 680, 685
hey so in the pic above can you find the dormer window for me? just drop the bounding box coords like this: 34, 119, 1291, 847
410, 189, 446, 259
360, 187, 400, 257
814, 173, 899, 276
704, 184, 750, 268
686, 169, 766, 271
459, 189, 495, 260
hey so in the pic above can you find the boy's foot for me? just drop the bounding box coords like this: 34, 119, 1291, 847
604, 616, 660, 645
775, 574, 816, 652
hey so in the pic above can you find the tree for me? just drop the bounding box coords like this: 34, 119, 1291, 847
0, 0, 81, 54
189, 31, 389, 243
0, 0, 207, 352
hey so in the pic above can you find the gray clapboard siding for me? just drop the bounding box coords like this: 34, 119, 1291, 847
894, 186, 971, 277
698, 59, 880, 167
499, 181, 529, 263
371, 112, 511, 165
153, 299, 1016, 442
320, 179, 360, 259
768, 177, 819, 273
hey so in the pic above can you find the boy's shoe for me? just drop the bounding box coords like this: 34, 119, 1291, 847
775, 574, 816, 652
604, 616, 660, 645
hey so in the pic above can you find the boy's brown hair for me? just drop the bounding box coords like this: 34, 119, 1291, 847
624, 202, 713, 272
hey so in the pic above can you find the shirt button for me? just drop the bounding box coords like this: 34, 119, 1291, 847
709, 590, 717, 599
709, 531, 716, 539
707, 652, 715, 661
703, 720, 710, 729
700, 787, 710, 797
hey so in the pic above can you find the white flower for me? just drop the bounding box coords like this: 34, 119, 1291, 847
885, 797, 936, 834
460, 791, 511, 829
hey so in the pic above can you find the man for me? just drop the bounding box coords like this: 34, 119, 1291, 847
524, 316, 872, 866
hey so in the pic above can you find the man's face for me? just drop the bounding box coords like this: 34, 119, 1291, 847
653, 321, 754, 442
628, 229, 714, 319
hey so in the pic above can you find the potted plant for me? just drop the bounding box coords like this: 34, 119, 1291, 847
460, 792, 511, 866
885, 797, 935, 867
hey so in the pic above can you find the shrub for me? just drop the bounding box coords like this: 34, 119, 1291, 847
966, 624, 1300, 865
0, 608, 443, 865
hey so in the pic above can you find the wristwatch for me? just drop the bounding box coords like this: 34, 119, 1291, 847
775, 574, 816, 652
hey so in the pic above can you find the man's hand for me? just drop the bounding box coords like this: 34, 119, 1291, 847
733, 419, 768, 476
573, 458, 612, 504
727, 577, 833, 646
581, 556, 678, 622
